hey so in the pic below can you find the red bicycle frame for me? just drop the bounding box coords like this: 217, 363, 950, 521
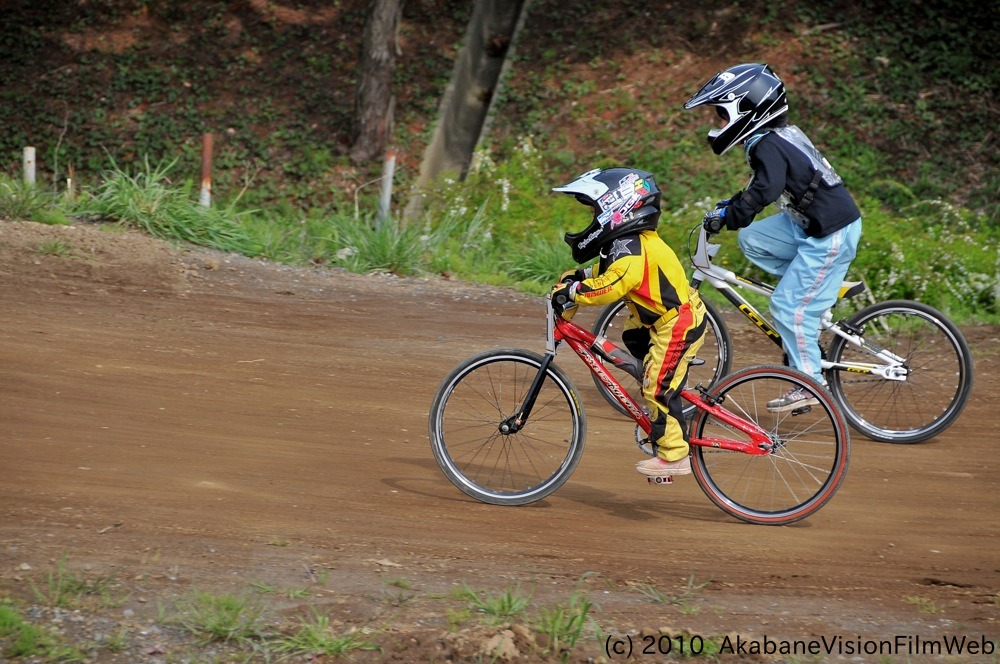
552, 311, 773, 456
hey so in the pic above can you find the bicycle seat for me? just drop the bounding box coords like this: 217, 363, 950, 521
838, 280, 866, 300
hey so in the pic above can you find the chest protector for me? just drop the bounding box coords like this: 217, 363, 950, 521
746, 126, 843, 226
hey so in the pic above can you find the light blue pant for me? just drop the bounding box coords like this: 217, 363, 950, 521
737, 213, 862, 383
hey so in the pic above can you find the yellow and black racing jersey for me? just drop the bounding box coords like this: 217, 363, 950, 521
574, 230, 691, 326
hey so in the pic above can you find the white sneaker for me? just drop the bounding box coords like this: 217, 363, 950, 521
635, 456, 691, 477
767, 387, 820, 413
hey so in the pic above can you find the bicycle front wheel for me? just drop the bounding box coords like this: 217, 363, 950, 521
591, 298, 731, 417
428, 349, 586, 506
826, 300, 974, 444
690, 365, 850, 525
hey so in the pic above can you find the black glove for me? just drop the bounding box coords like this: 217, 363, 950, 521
702, 207, 727, 233
549, 281, 575, 315
714, 198, 731, 209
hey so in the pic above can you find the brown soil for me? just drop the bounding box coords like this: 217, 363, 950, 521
1, 219, 997, 662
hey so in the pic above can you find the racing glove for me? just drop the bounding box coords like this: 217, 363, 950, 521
558, 268, 587, 284
549, 281, 577, 315
702, 206, 727, 233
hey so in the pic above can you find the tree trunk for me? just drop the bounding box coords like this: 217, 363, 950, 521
350, 0, 401, 164
403, 0, 528, 223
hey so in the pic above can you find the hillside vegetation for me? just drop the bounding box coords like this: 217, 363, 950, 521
0, 0, 996, 320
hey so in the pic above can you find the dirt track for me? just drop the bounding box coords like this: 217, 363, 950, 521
1, 219, 997, 662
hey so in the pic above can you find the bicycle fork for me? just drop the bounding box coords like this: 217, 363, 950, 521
498, 352, 555, 435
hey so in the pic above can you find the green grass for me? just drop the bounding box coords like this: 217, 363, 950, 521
273, 608, 379, 658
905, 595, 945, 615
533, 590, 595, 659
33, 239, 74, 257
0, 176, 71, 225
453, 582, 533, 626
0, 602, 85, 662
634, 574, 711, 615
81, 156, 262, 256
3, 148, 994, 324
28, 553, 121, 609
171, 591, 268, 645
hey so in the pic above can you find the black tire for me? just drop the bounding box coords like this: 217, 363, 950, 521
689, 365, 850, 525
428, 349, 586, 505
826, 300, 974, 444
590, 298, 732, 417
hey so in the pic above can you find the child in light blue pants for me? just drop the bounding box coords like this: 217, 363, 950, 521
738, 212, 862, 384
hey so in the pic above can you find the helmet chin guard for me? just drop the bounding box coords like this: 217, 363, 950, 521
554, 168, 662, 264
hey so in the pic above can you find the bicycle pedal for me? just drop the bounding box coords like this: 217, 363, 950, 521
791, 405, 813, 416
647, 475, 674, 486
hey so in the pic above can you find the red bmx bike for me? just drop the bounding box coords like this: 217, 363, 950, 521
428, 294, 850, 525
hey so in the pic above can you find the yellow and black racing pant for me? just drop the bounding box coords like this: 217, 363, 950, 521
621, 290, 707, 462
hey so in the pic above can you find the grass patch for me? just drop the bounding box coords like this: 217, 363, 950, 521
171, 591, 267, 645
33, 239, 74, 257
273, 608, 379, 658
83, 157, 261, 256
533, 590, 595, 659
0, 602, 85, 662
0, 177, 72, 226
29, 553, 121, 609
454, 582, 532, 626
905, 595, 945, 615
634, 574, 711, 615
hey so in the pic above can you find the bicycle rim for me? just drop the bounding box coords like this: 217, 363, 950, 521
428, 350, 586, 506
690, 366, 849, 525
591, 298, 730, 417
827, 300, 973, 444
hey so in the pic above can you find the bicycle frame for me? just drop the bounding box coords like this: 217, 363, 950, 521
544, 298, 773, 456
688, 226, 909, 381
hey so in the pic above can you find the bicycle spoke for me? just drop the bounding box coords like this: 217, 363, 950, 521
691, 367, 848, 524
429, 351, 586, 505
828, 301, 972, 443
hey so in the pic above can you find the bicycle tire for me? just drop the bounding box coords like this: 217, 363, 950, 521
689, 365, 850, 525
428, 349, 586, 506
825, 299, 974, 444
590, 298, 732, 417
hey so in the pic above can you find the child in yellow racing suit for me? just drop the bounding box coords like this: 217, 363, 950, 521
551, 168, 707, 477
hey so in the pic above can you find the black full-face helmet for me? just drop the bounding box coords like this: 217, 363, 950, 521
684, 63, 788, 155
553, 167, 661, 264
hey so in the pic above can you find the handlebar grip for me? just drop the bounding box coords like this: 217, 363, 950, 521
553, 292, 571, 307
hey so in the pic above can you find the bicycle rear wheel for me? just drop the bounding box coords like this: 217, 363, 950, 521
826, 299, 974, 444
591, 298, 731, 417
689, 365, 850, 525
428, 349, 586, 506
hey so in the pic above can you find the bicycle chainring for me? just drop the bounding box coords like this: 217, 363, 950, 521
635, 426, 656, 457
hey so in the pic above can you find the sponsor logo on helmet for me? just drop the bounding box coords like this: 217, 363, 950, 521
576, 227, 604, 249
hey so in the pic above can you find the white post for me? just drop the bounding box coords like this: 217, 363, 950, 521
377, 148, 396, 226
23, 147, 36, 186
